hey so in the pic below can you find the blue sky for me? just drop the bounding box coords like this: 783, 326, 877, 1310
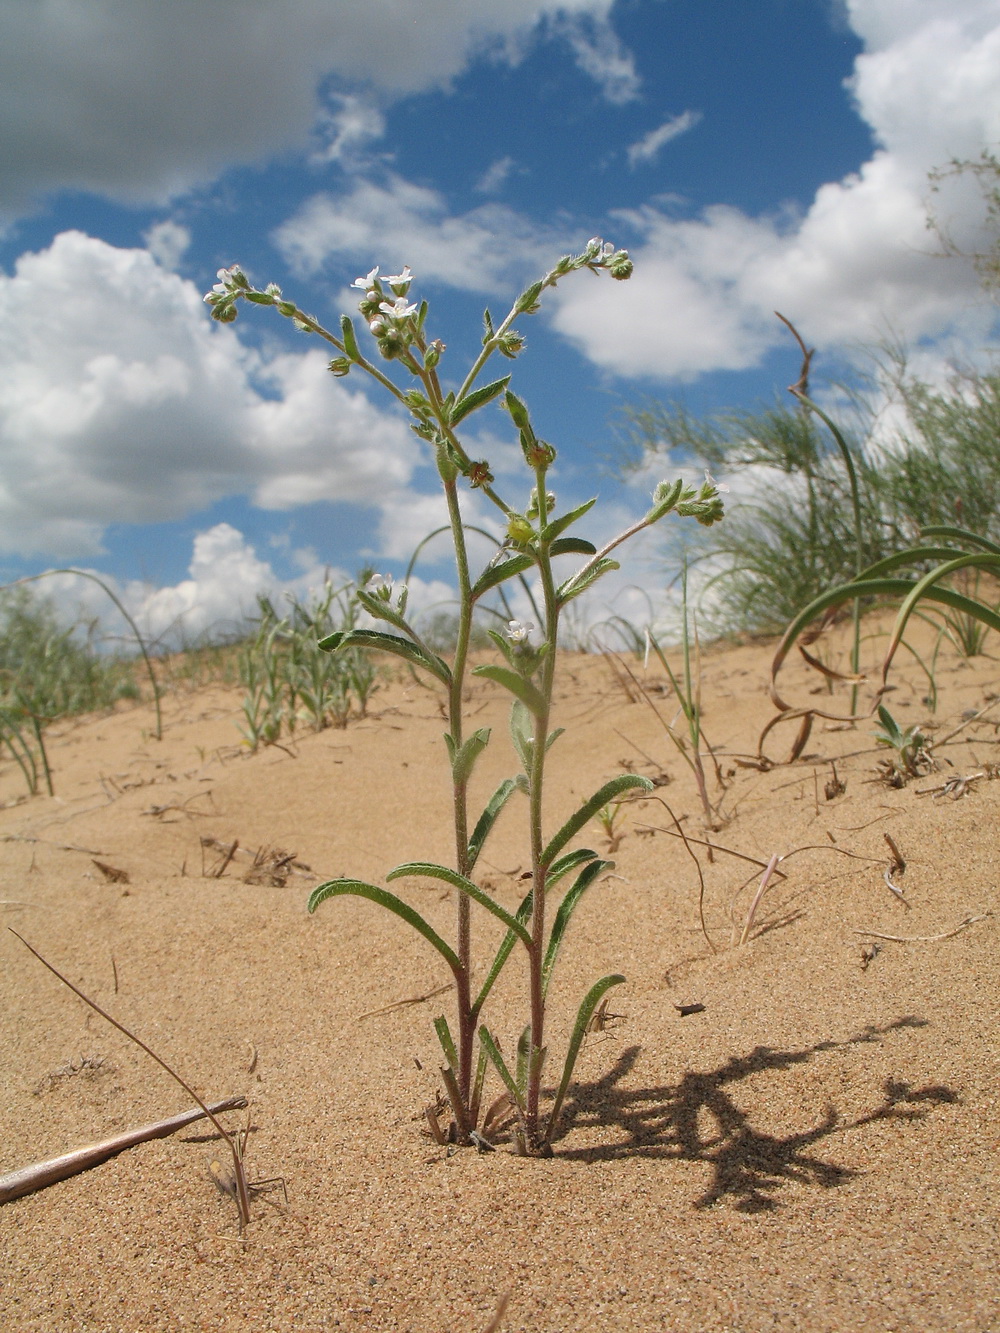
1, 0, 998, 641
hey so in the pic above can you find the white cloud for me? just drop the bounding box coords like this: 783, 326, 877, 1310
142, 220, 191, 271
627, 111, 703, 168
0, 0, 622, 213
552, 11, 641, 105
274, 174, 561, 291
474, 155, 518, 195
310, 94, 387, 166
0, 230, 419, 557
546, 1, 1000, 379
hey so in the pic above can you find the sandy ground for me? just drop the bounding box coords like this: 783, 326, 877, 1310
1, 623, 998, 1332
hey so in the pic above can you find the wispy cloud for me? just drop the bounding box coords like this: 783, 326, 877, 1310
627, 111, 703, 168
474, 155, 518, 195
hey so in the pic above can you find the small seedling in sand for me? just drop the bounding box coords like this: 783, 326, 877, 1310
873, 704, 932, 782
9, 929, 266, 1231
207, 244, 725, 1153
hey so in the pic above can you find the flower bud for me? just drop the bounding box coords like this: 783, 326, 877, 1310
328, 357, 351, 377
497, 331, 525, 359
506, 513, 535, 546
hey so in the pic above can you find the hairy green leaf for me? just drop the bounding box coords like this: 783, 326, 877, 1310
556, 558, 620, 606
542, 775, 653, 865
478, 1025, 526, 1113
451, 728, 491, 785
546, 974, 626, 1142
470, 553, 535, 601
539, 498, 597, 544
472, 664, 546, 716
308, 878, 461, 978
542, 859, 613, 999
387, 862, 531, 948
451, 375, 511, 427
467, 777, 519, 872
319, 628, 451, 686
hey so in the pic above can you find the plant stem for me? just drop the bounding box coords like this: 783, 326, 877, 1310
442, 474, 475, 1111
525, 473, 560, 1143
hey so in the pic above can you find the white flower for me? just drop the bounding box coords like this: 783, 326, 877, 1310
379, 296, 418, 320
387, 266, 413, 287
704, 469, 730, 494
366, 573, 393, 592
506, 620, 534, 643
351, 266, 379, 290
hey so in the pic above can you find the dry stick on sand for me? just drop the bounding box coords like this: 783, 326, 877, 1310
853, 913, 993, 944
0, 1097, 247, 1205
8, 929, 257, 1231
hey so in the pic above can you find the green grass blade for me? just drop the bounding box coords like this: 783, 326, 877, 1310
545, 974, 626, 1143
387, 862, 532, 948
541, 775, 653, 866
307, 878, 462, 978
920, 525, 1000, 556
467, 777, 519, 872
542, 859, 614, 1000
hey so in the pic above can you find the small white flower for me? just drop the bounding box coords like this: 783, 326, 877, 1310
387, 266, 413, 287
351, 266, 379, 290
366, 573, 393, 592
379, 296, 418, 320
506, 619, 534, 643
704, 469, 730, 494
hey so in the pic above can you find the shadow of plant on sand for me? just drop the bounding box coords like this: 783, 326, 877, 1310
553, 1017, 957, 1213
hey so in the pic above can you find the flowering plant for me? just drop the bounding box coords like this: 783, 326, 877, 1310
206, 241, 724, 1154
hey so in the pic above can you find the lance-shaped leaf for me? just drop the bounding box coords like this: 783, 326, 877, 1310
340, 313, 362, 361
542, 859, 613, 999
354, 587, 410, 631
546, 847, 598, 890
387, 862, 531, 949
545, 974, 626, 1143
508, 699, 535, 773
542, 775, 653, 866
474, 886, 533, 1015
557, 558, 620, 606
319, 628, 451, 686
449, 728, 491, 785
549, 537, 597, 556
478, 1025, 526, 1114
451, 375, 511, 427
539, 497, 597, 544
473, 664, 546, 717
308, 879, 461, 978
470, 553, 536, 601
433, 1015, 459, 1072
467, 777, 518, 872
515, 1024, 533, 1097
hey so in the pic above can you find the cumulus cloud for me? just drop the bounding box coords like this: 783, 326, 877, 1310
546, 1, 1000, 379
0, 230, 418, 557
0, 0, 622, 213
274, 174, 562, 290
626, 111, 702, 168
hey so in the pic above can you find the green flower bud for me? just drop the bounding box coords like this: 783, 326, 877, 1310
506, 513, 535, 546
277, 301, 298, 317
328, 357, 351, 377
497, 330, 525, 359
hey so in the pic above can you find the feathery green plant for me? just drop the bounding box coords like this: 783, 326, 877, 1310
207, 240, 725, 1153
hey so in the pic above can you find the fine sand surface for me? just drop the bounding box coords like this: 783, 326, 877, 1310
1, 624, 998, 1332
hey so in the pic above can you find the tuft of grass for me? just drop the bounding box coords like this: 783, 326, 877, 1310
0, 586, 143, 795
